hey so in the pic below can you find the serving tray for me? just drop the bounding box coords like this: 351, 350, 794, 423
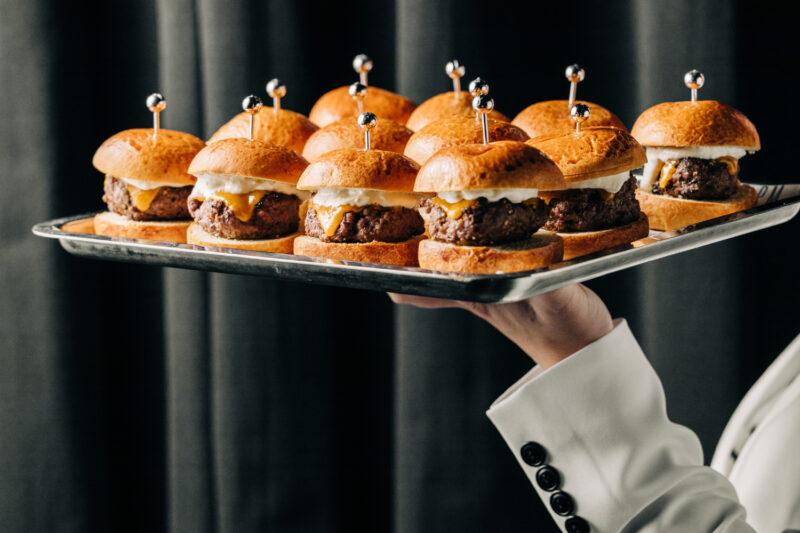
32, 184, 800, 303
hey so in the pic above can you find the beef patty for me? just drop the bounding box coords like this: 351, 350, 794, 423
305, 205, 424, 243
103, 176, 192, 220
188, 193, 301, 240
543, 175, 641, 232
651, 157, 739, 200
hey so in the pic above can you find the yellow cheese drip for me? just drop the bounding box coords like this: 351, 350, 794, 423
431, 197, 477, 219
659, 160, 678, 189
125, 184, 163, 212
216, 190, 268, 222
312, 203, 360, 236
717, 156, 739, 175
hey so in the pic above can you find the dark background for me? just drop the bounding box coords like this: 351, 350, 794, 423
1, 0, 799, 531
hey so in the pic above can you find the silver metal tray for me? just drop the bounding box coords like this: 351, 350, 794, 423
32, 184, 800, 303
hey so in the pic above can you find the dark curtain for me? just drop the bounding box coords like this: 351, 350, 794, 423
2, 0, 799, 531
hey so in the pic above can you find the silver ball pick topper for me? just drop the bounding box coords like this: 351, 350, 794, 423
684, 69, 705, 103
358, 112, 377, 150
242, 94, 263, 140
349, 81, 368, 114
472, 94, 494, 144
266, 78, 286, 113
146, 93, 166, 139
565, 64, 585, 108
446, 59, 466, 97
353, 54, 373, 86
469, 77, 489, 97
570, 103, 590, 133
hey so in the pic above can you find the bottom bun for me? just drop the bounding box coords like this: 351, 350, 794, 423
547, 214, 650, 260
417, 234, 563, 274
635, 185, 757, 231
93, 211, 191, 243
293, 235, 423, 266
187, 223, 297, 253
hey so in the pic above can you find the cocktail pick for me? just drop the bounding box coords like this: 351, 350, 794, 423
565, 64, 585, 109
241, 95, 263, 140
266, 78, 286, 113
684, 69, 705, 103
473, 93, 494, 145
146, 93, 166, 140
358, 112, 377, 150
353, 54, 373, 87
349, 81, 368, 114
446, 60, 466, 98
570, 103, 590, 133
469, 77, 489, 121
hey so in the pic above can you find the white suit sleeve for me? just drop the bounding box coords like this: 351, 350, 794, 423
486, 319, 754, 533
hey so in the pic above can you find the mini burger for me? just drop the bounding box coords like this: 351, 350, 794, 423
631, 70, 759, 230
208, 79, 318, 154
92, 93, 205, 243
186, 96, 309, 252
528, 105, 649, 260
308, 54, 416, 127
294, 113, 424, 266
405, 62, 509, 131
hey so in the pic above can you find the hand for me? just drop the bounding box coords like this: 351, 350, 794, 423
389, 284, 613, 369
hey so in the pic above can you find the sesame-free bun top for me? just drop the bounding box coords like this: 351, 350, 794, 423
301, 117, 412, 162
528, 127, 647, 181
207, 107, 319, 154
404, 117, 529, 165
512, 100, 627, 139
405, 92, 510, 131
297, 149, 419, 192
414, 141, 565, 193
631, 100, 760, 150
93, 128, 205, 186
188, 138, 308, 184
308, 86, 417, 127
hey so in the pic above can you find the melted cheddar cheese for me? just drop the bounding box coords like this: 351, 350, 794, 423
215, 190, 268, 222
125, 185, 163, 212
312, 203, 360, 236
659, 160, 678, 189
717, 156, 739, 175
431, 197, 477, 219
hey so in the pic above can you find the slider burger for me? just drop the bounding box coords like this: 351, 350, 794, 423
294, 113, 425, 266
528, 104, 649, 260
631, 70, 759, 230
208, 79, 318, 154
512, 64, 626, 138
185, 96, 309, 252
405, 62, 509, 131
92, 93, 205, 243
309, 54, 416, 127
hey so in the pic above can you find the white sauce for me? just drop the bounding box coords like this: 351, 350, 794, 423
118, 177, 188, 190
564, 171, 632, 193
311, 187, 422, 209
436, 188, 539, 203
640, 146, 753, 187
190, 172, 310, 201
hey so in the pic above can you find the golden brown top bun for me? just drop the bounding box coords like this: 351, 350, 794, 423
528, 127, 647, 181
308, 86, 417, 127
414, 140, 565, 193
207, 107, 319, 154
405, 92, 510, 131
301, 117, 412, 162
93, 128, 205, 186
297, 149, 419, 192
188, 138, 308, 184
404, 117, 529, 165
630, 100, 760, 149
512, 100, 627, 139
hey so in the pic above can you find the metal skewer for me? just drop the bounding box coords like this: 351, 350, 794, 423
469, 77, 489, 122
473, 94, 494, 145
353, 54, 373, 87
146, 93, 166, 140
565, 64, 585, 109
570, 103, 590, 133
266, 78, 286, 113
349, 81, 367, 114
241, 95, 263, 140
684, 69, 705, 103
446, 59, 466, 98
358, 112, 377, 150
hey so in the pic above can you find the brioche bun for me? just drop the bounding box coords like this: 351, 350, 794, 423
528, 127, 647, 181
414, 141, 565, 193
207, 107, 318, 154
309, 86, 417, 127
302, 118, 412, 162
187, 223, 298, 253
188, 138, 308, 184
631, 100, 760, 150
543, 214, 650, 260
93, 211, 191, 243
417, 234, 563, 274
635, 184, 757, 231
293, 235, 422, 266
404, 116, 529, 165
92, 128, 205, 186
297, 149, 419, 192
512, 100, 627, 139
405, 92, 510, 131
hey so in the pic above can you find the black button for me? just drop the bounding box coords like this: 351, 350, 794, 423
550, 491, 574, 516
521, 442, 546, 466
536, 465, 560, 491
565, 516, 590, 533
